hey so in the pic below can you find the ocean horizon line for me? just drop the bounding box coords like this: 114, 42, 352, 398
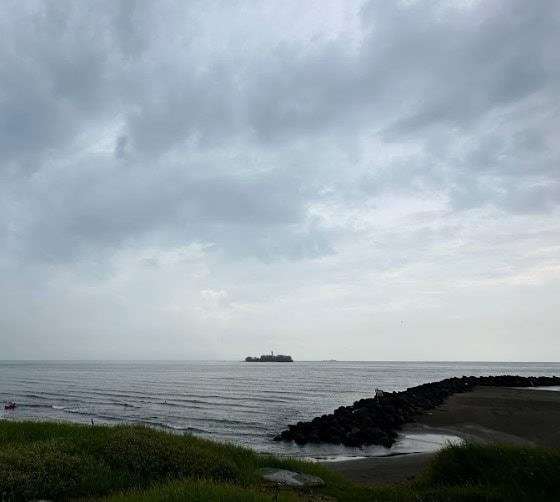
1, 359, 559, 364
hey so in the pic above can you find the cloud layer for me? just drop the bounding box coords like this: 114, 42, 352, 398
1, 0, 559, 360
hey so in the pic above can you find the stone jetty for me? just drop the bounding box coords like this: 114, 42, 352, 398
274, 375, 560, 448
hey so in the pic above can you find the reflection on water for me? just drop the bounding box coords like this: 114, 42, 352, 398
525, 386, 560, 392
1, 360, 557, 458
312, 432, 463, 461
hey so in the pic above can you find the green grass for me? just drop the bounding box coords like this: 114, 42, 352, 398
98, 479, 303, 502
0, 421, 344, 501
415, 443, 560, 501
0, 421, 559, 501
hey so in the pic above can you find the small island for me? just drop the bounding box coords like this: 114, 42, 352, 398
245, 351, 293, 362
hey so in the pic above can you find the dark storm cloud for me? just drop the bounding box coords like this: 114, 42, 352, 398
0, 0, 559, 268
11, 161, 318, 263
0, 3, 119, 173
1, 0, 560, 360
242, 0, 559, 140
126, 63, 240, 154
238, 0, 559, 216
114, 135, 128, 159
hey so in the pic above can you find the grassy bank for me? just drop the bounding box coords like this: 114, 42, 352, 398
0, 421, 559, 501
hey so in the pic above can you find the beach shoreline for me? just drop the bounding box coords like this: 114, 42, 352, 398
322, 386, 560, 484
2, 383, 560, 500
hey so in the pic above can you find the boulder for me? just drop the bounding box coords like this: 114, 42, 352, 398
274, 374, 560, 448
258, 468, 325, 487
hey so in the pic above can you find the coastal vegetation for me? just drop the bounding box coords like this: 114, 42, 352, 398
0, 421, 559, 501
245, 353, 293, 362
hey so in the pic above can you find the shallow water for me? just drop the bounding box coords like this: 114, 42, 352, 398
1, 361, 558, 458
525, 386, 560, 391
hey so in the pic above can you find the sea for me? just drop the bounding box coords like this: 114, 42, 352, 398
1, 361, 559, 460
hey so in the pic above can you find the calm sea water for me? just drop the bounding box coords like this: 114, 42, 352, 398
1, 361, 559, 459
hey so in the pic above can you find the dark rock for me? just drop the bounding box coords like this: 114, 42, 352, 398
274, 374, 560, 448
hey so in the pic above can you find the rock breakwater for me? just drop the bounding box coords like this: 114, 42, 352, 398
274, 375, 560, 448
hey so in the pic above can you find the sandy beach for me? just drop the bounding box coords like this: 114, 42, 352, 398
323, 386, 560, 484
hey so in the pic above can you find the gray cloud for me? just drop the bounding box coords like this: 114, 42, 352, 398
0, 0, 559, 359
114, 135, 128, 159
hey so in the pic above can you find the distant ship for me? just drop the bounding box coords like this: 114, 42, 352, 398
244, 351, 293, 362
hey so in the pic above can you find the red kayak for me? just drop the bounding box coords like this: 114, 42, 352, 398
4, 402, 16, 410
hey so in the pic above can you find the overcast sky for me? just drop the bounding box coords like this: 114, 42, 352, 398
1, 0, 559, 361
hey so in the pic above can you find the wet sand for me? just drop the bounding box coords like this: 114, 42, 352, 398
322, 386, 560, 485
